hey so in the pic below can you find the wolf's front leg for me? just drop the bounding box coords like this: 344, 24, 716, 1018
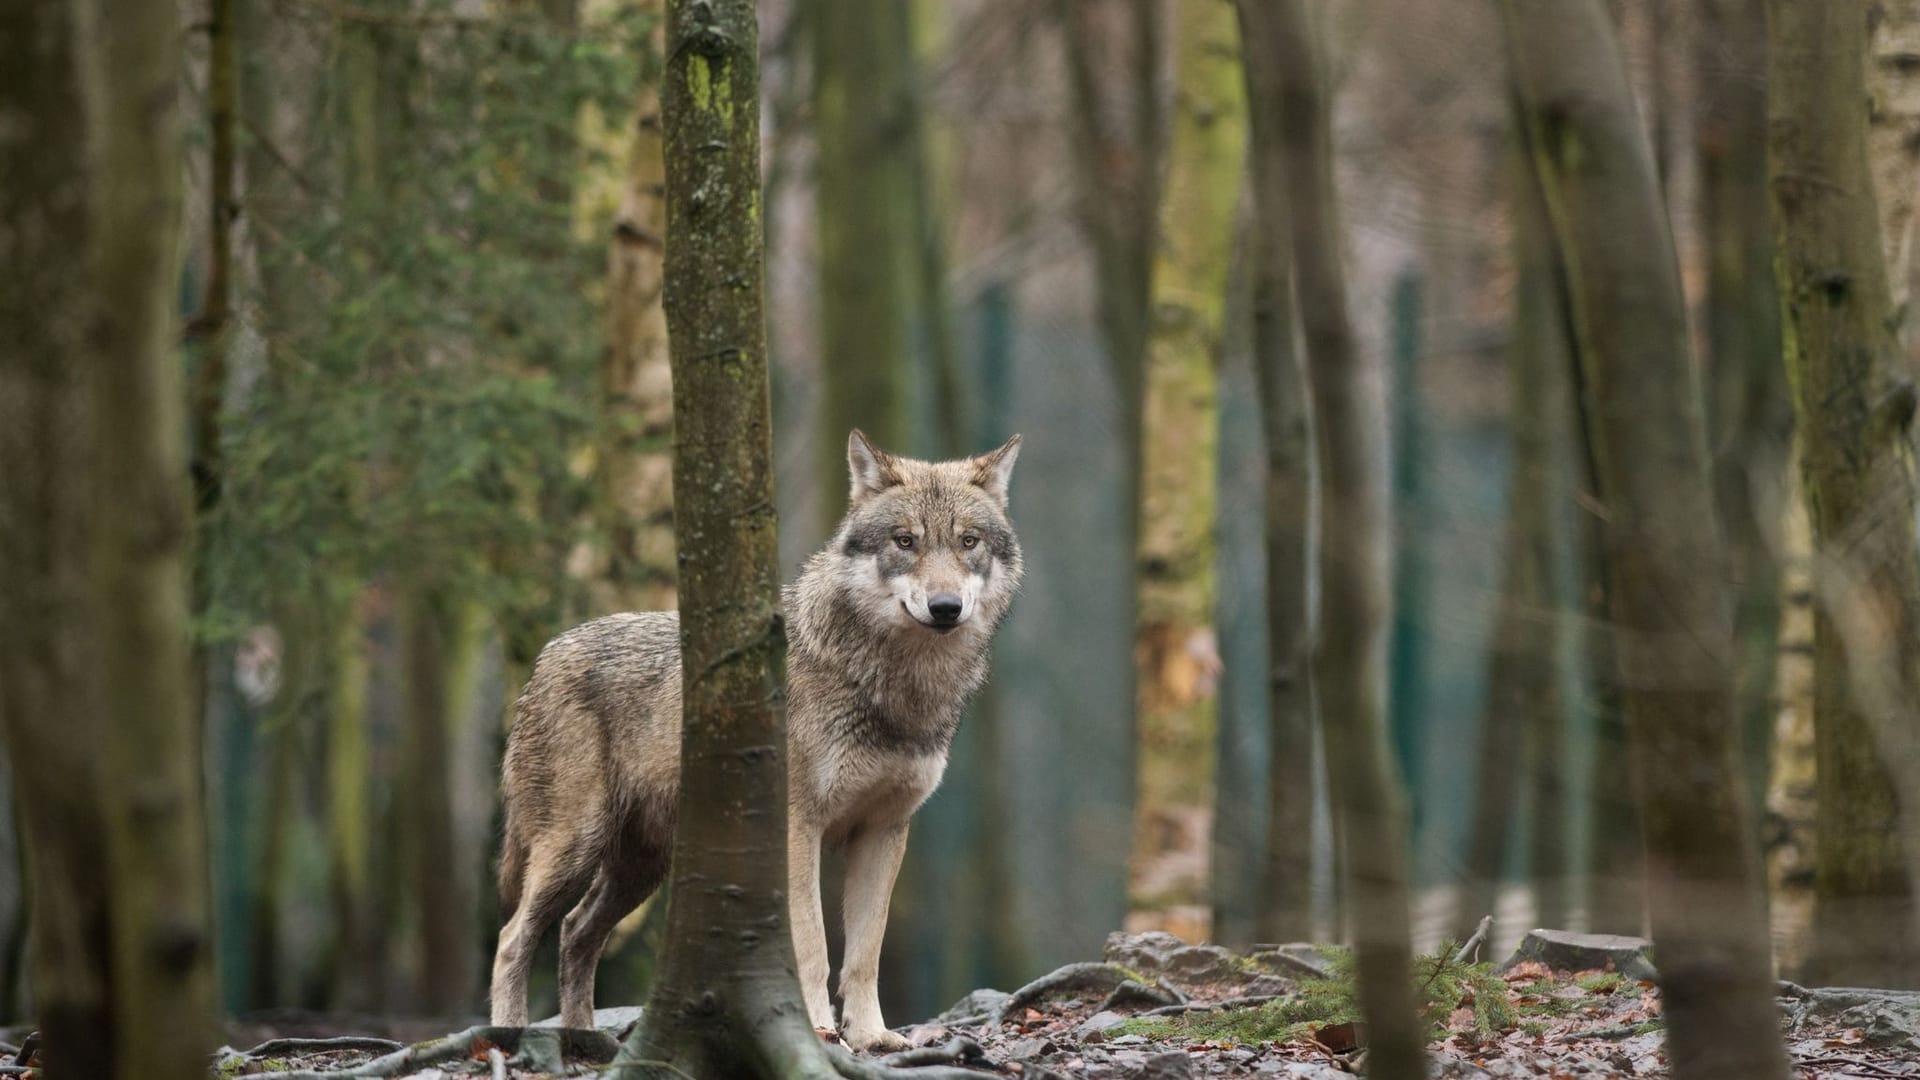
787, 820, 835, 1032
838, 822, 913, 1052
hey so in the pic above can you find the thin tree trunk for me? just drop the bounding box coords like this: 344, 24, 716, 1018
1700, 0, 1791, 840
596, 5, 678, 616
1458, 153, 1569, 942
815, 0, 914, 512
1242, 3, 1424, 1077
614, 1, 837, 1074
1768, 478, 1818, 977
1131, 0, 1242, 917
404, 589, 476, 1014
1501, 0, 1790, 1075
325, 586, 377, 1008
1233, 0, 1315, 946
1768, 0, 1920, 990
1871, 0, 1920, 324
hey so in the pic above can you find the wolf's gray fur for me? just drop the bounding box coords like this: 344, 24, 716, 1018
488, 431, 1023, 1051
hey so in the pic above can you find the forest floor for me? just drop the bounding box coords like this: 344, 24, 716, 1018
193, 930, 1920, 1079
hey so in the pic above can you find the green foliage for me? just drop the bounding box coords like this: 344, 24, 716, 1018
1120, 944, 1521, 1045
1576, 971, 1625, 995
206, 2, 658, 678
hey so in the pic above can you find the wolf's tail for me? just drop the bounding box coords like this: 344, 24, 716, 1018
497, 821, 527, 919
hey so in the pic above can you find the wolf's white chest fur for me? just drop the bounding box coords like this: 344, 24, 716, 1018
806, 744, 948, 843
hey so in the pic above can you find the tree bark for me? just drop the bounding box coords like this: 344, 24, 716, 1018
1242, 3, 1425, 1077
1, 1, 219, 1077
614, 0, 835, 1073
1870, 0, 1920, 323
596, 3, 678, 616
1768, 0, 1920, 989
1501, 0, 1791, 1075
1458, 153, 1571, 941
1131, 0, 1242, 915
1700, 0, 1791, 838
1233, 0, 1316, 946
815, 0, 915, 514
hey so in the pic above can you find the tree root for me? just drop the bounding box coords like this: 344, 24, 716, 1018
993, 962, 1140, 1026
229, 1024, 620, 1078
823, 1040, 998, 1080
1137, 994, 1284, 1019
1097, 979, 1185, 1012
238, 1036, 407, 1058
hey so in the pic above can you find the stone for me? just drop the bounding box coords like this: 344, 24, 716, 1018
1133, 1050, 1194, 1079
1077, 1010, 1130, 1041
936, 987, 1011, 1023
1105, 931, 1189, 974
1500, 929, 1657, 981
1164, 944, 1240, 983
1246, 943, 1337, 979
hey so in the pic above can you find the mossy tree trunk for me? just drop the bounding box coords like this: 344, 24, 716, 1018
1501, 0, 1791, 1075
596, 3, 678, 617
1054, 0, 1166, 939
0, 2, 219, 1077
1243, 3, 1425, 1077
1700, 0, 1791, 837
1768, 0, 1920, 989
1131, 0, 1244, 915
1458, 153, 1571, 941
814, 0, 915, 517
614, 1, 832, 1074
1232, 0, 1316, 945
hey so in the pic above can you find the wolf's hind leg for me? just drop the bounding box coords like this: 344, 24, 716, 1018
489, 847, 591, 1026
788, 823, 834, 1031
557, 850, 666, 1031
837, 822, 912, 1052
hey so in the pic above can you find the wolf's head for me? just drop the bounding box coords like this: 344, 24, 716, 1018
826, 429, 1024, 639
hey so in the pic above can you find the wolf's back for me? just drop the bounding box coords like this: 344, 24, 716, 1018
497, 611, 684, 909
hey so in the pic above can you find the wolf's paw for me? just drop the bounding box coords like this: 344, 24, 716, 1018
839, 1025, 912, 1054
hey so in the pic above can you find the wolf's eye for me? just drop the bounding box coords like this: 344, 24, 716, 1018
894, 534, 915, 550
961, 534, 979, 549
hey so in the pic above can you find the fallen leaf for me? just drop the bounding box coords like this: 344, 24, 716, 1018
1312, 1021, 1365, 1054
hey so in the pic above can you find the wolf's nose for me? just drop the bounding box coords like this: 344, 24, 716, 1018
928, 594, 963, 624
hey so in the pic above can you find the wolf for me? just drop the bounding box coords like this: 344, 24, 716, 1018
488, 430, 1023, 1052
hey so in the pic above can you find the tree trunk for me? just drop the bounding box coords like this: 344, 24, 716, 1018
1053, 0, 1164, 950
1233, 0, 1316, 946
595, 4, 678, 617
1768, 0, 1920, 989
1, 2, 219, 1077
614, 1, 836, 1074
403, 589, 478, 1014
1871, 0, 1920, 324
814, 0, 915, 515
1458, 153, 1570, 942
1131, 0, 1242, 919
1700, 0, 1791, 838
0, 4, 118, 1074
325, 586, 377, 1008
1242, 3, 1425, 1077
1768, 479, 1818, 977
1501, 0, 1791, 1075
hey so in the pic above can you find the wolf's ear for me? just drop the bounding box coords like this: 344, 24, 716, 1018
969, 434, 1022, 506
848, 429, 903, 504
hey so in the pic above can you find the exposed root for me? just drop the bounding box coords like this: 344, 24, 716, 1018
232, 1024, 619, 1078
876, 1036, 990, 1070
238, 1036, 406, 1058
993, 962, 1139, 1026
1137, 994, 1285, 1019
1097, 979, 1184, 1012
823, 1040, 998, 1080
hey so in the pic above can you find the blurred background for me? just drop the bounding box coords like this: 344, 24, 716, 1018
0, 0, 1876, 1030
